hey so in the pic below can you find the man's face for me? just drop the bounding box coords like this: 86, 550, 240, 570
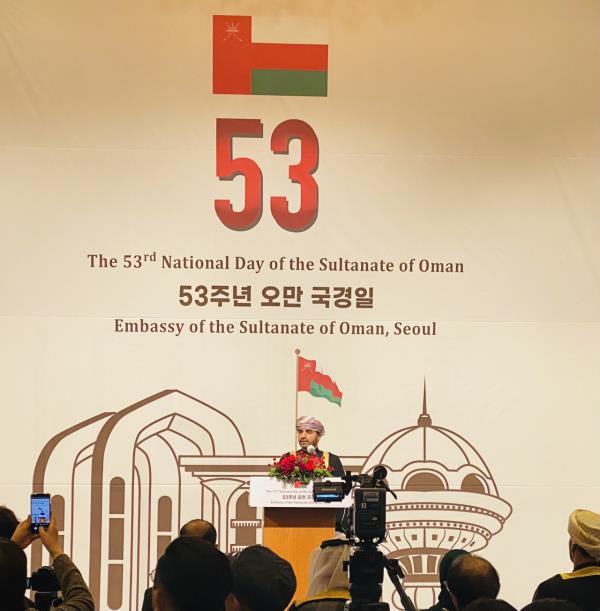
297, 428, 320, 449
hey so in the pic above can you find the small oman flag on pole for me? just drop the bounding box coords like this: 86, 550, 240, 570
297, 356, 342, 406
213, 15, 328, 96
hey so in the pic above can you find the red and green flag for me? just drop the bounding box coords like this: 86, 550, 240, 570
297, 356, 342, 406
213, 15, 328, 96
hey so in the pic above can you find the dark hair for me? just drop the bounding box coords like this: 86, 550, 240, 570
522, 600, 583, 611
179, 519, 218, 545
0, 538, 27, 609
463, 599, 517, 611
155, 536, 232, 611
0, 506, 19, 539
435, 549, 471, 610
440, 550, 471, 583
446, 555, 500, 609
230, 545, 296, 611
571, 543, 593, 559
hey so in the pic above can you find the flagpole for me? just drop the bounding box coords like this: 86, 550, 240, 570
294, 348, 300, 451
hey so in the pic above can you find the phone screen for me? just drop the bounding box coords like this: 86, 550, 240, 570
31, 494, 51, 533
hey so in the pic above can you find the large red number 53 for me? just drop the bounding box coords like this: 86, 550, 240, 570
215, 118, 319, 232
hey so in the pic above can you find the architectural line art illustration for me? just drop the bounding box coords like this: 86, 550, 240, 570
31, 383, 511, 610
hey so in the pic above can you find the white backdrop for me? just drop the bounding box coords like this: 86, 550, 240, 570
1, 1, 599, 609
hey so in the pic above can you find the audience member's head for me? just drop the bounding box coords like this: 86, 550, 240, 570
446, 555, 500, 610
153, 536, 232, 611
463, 599, 517, 611
440, 550, 471, 584
0, 506, 19, 539
306, 537, 351, 597
179, 519, 218, 545
522, 600, 583, 611
0, 538, 27, 610
436, 549, 471, 610
227, 545, 296, 611
567, 509, 600, 564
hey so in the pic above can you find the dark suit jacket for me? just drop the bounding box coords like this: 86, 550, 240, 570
533, 562, 600, 611
319, 450, 344, 478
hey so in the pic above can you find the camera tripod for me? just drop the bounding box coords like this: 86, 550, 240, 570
344, 546, 417, 611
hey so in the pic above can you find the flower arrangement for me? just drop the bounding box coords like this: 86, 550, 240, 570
268, 451, 333, 485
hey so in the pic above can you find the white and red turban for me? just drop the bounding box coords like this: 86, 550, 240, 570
568, 509, 600, 560
296, 416, 325, 436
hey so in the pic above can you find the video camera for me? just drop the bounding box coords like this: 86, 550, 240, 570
314, 466, 416, 611
28, 566, 61, 611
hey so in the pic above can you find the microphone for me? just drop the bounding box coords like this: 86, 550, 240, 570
306, 444, 316, 455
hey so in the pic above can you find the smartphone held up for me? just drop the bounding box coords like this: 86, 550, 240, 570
31, 493, 51, 534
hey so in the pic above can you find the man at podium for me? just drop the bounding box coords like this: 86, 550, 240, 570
296, 416, 344, 477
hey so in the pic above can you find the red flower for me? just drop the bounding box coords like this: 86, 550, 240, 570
300, 457, 314, 471
268, 452, 332, 483
275, 454, 297, 475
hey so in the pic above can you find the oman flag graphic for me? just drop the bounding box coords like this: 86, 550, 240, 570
213, 15, 328, 96
297, 356, 342, 406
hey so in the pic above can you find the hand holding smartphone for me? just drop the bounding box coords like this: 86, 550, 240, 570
30, 493, 51, 534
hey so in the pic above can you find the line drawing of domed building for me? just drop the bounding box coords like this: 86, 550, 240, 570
362, 383, 513, 609
30, 382, 511, 611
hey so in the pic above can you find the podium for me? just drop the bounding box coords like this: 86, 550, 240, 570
249, 477, 352, 601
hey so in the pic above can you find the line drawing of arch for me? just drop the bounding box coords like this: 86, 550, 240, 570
31, 411, 115, 571
131, 416, 204, 571
128, 407, 212, 592
88, 389, 246, 603
33, 411, 116, 489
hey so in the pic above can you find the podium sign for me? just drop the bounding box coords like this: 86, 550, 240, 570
249, 477, 352, 508
250, 477, 352, 601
